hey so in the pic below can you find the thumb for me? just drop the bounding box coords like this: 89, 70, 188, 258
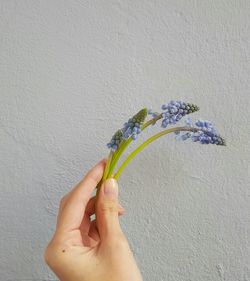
96, 178, 124, 241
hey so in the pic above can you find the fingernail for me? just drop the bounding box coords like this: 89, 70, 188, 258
104, 178, 118, 198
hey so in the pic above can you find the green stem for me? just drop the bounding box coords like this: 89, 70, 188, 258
107, 113, 163, 178
96, 151, 113, 197
114, 126, 198, 180
103, 151, 114, 180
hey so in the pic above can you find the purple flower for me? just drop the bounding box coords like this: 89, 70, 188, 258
122, 108, 147, 140
107, 108, 148, 151
107, 129, 123, 151
176, 117, 226, 146
161, 101, 199, 128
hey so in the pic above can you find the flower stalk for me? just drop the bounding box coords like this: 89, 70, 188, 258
113, 127, 199, 180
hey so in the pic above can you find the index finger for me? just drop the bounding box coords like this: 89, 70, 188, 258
56, 159, 106, 233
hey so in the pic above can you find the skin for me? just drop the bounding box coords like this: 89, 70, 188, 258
44, 159, 143, 281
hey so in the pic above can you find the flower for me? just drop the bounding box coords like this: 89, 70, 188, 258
107, 108, 148, 151
122, 108, 148, 140
161, 100, 199, 128
176, 117, 226, 146
107, 129, 124, 151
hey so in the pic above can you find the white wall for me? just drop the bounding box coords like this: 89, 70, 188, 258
1, 1, 250, 280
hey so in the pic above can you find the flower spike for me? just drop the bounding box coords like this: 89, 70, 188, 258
161, 100, 199, 128
107, 108, 148, 151
122, 108, 148, 140
107, 129, 124, 151
176, 117, 226, 146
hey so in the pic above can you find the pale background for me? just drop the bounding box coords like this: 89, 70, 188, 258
1, 1, 250, 281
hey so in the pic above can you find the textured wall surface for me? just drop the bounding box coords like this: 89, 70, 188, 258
1, 1, 250, 280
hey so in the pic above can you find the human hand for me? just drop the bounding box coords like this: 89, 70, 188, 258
44, 159, 143, 281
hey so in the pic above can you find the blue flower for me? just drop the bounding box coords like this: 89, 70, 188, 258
122, 108, 147, 140
161, 101, 199, 128
107, 108, 148, 151
107, 129, 124, 151
176, 117, 226, 146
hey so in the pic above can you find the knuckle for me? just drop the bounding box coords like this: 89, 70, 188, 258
59, 195, 68, 209
83, 169, 101, 186
59, 196, 66, 206
44, 239, 61, 267
100, 199, 119, 213
44, 243, 54, 266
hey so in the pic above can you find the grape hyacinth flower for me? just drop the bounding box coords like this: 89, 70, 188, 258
97, 100, 225, 192
161, 100, 199, 128
107, 108, 148, 151
122, 108, 148, 140
107, 129, 123, 151
176, 118, 226, 145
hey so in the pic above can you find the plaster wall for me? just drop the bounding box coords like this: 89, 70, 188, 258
1, 1, 250, 280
